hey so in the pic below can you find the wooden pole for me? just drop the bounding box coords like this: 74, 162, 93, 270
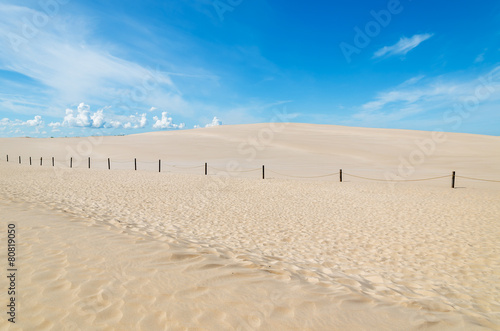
262, 165, 265, 179
70, 157, 72, 168
452, 171, 456, 189
29, 157, 32, 165
134, 158, 137, 171
340, 169, 343, 182
205, 162, 207, 175
40, 157, 42, 166
108, 158, 110, 170
88, 157, 90, 169
6, 155, 8, 162
159, 159, 161, 173
18, 156, 21, 164
52, 157, 54, 167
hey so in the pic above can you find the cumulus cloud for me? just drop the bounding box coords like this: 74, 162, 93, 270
90, 109, 105, 128
47, 103, 150, 130
0, 116, 45, 127
374, 33, 434, 58
61, 103, 93, 127
139, 113, 147, 128
205, 116, 222, 127
121, 113, 148, 129
26, 115, 43, 127
153, 112, 185, 129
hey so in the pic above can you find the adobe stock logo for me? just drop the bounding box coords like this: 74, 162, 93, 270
339, 0, 407, 63
212, 0, 243, 22
6, 0, 71, 52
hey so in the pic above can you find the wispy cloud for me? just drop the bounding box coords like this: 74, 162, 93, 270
352, 66, 500, 127
374, 33, 434, 59
0, 4, 214, 120
474, 49, 487, 63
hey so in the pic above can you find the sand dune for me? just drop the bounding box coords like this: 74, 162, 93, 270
0, 124, 499, 330
1, 123, 499, 180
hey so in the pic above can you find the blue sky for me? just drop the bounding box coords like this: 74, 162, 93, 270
0, 0, 499, 137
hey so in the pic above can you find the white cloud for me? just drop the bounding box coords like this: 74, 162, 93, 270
48, 103, 149, 130
109, 120, 122, 129
400, 75, 425, 87
121, 113, 148, 129
91, 109, 105, 128
353, 66, 500, 124
474, 50, 487, 63
205, 116, 222, 127
61, 103, 93, 127
26, 115, 43, 126
0, 4, 191, 115
0, 116, 45, 127
152, 112, 185, 129
374, 33, 434, 58
139, 113, 147, 128
149, 107, 157, 112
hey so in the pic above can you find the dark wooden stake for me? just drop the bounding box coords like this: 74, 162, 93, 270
70, 157, 73, 168
340, 169, 343, 182
88, 157, 91, 169
52, 157, 54, 167
108, 158, 110, 170
159, 159, 161, 173
6, 155, 8, 162
18, 156, 21, 164
452, 171, 456, 189
134, 158, 137, 171
40, 157, 42, 166
205, 162, 208, 175
262, 165, 265, 179
29, 157, 32, 165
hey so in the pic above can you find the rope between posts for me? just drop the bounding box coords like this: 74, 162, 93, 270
344, 173, 452, 182
209, 166, 261, 173
168, 165, 204, 169
136, 161, 158, 164
456, 175, 500, 183
110, 160, 133, 164
267, 169, 340, 179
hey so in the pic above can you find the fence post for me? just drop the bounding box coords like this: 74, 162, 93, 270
70, 157, 72, 168
205, 162, 207, 175
159, 159, 161, 173
134, 158, 137, 171
88, 157, 90, 169
340, 169, 342, 182
6, 155, 8, 162
40, 157, 42, 166
262, 165, 265, 179
452, 171, 455, 189
108, 158, 110, 170
52, 157, 54, 167
29, 157, 32, 166
18, 156, 21, 164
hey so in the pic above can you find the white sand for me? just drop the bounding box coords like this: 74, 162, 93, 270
0, 123, 499, 330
